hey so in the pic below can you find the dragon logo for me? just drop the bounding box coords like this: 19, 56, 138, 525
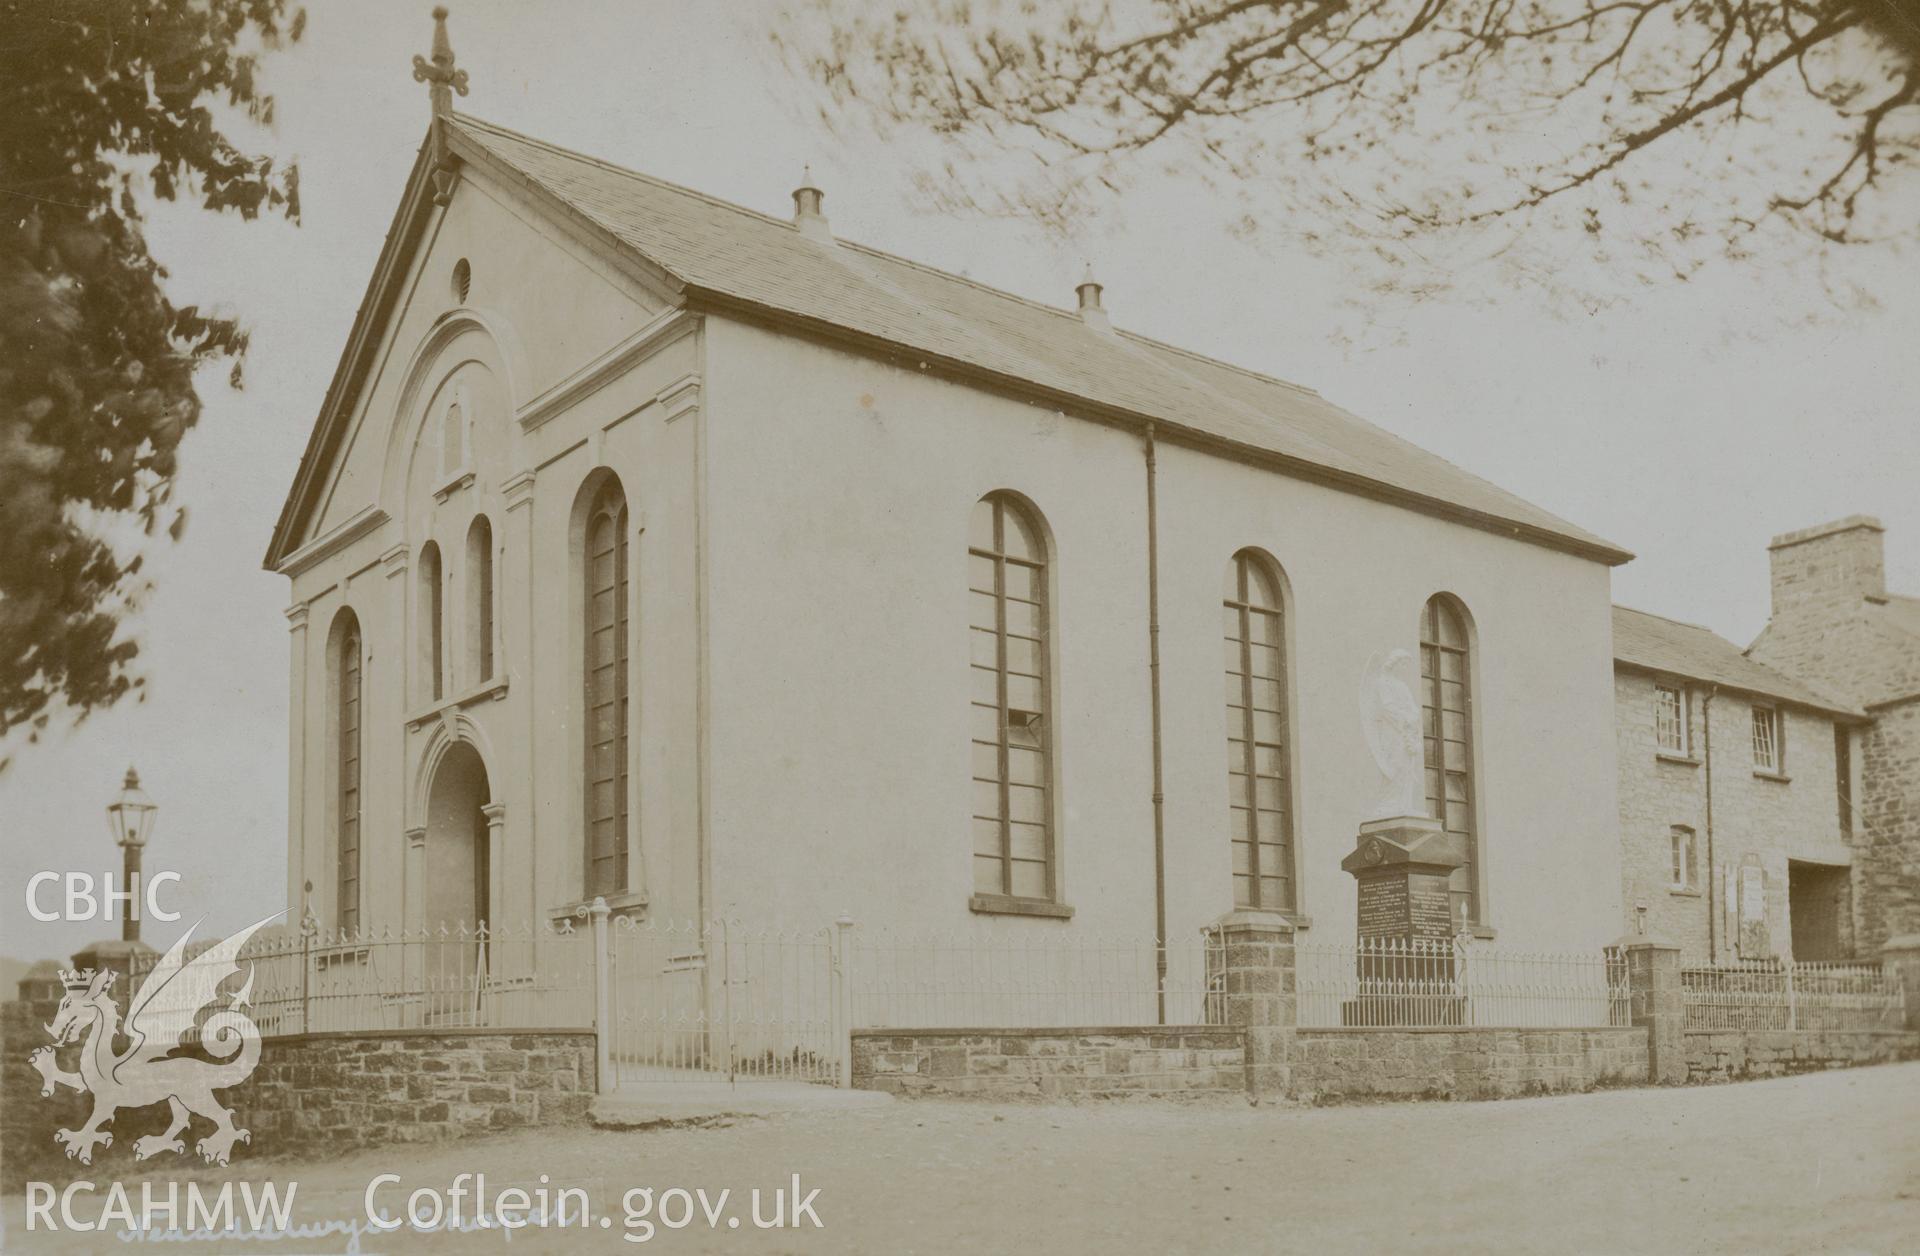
29, 914, 280, 1166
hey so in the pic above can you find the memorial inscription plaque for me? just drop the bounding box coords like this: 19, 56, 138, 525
1341, 817, 1471, 1025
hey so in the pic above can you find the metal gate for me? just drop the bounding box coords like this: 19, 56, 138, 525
606, 916, 850, 1085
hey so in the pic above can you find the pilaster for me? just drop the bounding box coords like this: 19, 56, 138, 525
482, 802, 508, 929
285, 602, 311, 920
502, 468, 537, 921
403, 825, 428, 1024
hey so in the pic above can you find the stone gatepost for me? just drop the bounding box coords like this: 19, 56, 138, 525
1621, 938, 1685, 1084
67, 938, 160, 1041
1205, 910, 1296, 1103
1879, 936, 1920, 1032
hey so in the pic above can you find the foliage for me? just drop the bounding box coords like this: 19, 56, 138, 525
0, 0, 304, 751
773, 0, 1918, 295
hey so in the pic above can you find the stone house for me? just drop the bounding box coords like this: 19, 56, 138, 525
1748, 517, 1920, 953
1612, 606, 1865, 964
263, 54, 1635, 970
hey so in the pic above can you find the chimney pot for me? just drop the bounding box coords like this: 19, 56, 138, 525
792, 166, 830, 243
1076, 264, 1108, 330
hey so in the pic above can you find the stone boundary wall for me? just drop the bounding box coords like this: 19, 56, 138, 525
1, 998, 594, 1192
3, 996, 103, 1192
851, 1027, 1246, 1098
234, 1029, 597, 1148
1291, 1027, 1650, 1102
1683, 1028, 1920, 1083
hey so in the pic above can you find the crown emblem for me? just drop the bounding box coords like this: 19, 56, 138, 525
59, 968, 107, 992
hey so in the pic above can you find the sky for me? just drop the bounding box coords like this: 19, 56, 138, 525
3, 1, 1916, 964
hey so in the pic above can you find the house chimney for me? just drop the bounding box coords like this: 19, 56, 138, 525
1767, 515, 1887, 618
1076, 264, 1108, 330
792, 166, 830, 243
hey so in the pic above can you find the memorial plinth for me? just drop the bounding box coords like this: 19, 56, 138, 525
1340, 817, 1469, 1026
1341, 817, 1467, 940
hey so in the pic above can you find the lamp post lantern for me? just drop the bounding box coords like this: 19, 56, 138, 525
106, 767, 157, 943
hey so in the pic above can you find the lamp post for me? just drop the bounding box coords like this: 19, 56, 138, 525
106, 767, 157, 944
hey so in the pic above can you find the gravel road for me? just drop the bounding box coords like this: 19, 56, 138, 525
5, 1062, 1917, 1254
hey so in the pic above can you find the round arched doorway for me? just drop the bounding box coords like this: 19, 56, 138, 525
423, 741, 490, 1021
425, 740, 491, 927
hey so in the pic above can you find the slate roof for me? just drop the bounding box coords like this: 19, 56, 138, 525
1612, 606, 1862, 719
440, 113, 1628, 565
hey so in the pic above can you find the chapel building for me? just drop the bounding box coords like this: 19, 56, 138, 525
265, 42, 1634, 957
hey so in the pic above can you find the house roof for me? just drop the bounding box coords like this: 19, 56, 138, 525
1850, 594, 1920, 708
1612, 605, 1863, 720
1880, 594, 1920, 644
265, 114, 1632, 570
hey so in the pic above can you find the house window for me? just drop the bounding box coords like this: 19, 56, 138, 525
584, 480, 630, 897
1752, 705, 1782, 773
1420, 596, 1479, 927
419, 541, 443, 702
467, 515, 494, 683
969, 494, 1054, 902
1669, 826, 1697, 892
336, 613, 362, 934
1654, 684, 1689, 755
1223, 550, 1293, 912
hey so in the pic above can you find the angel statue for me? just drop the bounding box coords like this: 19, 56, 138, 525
1359, 650, 1424, 819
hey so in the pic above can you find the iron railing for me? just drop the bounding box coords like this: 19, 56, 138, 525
1297, 937, 1631, 1029
126, 920, 596, 1037
606, 916, 848, 1086
1682, 959, 1905, 1031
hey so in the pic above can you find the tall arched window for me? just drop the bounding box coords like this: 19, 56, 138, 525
1420, 595, 1479, 926
467, 515, 494, 683
419, 541, 444, 701
584, 480, 630, 897
968, 494, 1054, 902
1224, 550, 1293, 911
334, 611, 363, 934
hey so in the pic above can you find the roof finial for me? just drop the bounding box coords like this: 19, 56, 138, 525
412, 7, 469, 118
411, 7, 470, 205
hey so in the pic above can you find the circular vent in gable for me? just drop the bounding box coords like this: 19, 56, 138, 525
451, 257, 472, 304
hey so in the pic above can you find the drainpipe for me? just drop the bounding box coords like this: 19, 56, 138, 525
1703, 685, 1719, 964
1144, 422, 1169, 1024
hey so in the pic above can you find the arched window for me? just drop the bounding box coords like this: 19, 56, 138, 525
334, 612, 363, 934
968, 494, 1054, 902
419, 541, 444, 701
439, 390, 466, 479
1419, 596, 1479, 926
1224, 550, 1293, 911
467, 515, 494, 683
584, 480, 630, 897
